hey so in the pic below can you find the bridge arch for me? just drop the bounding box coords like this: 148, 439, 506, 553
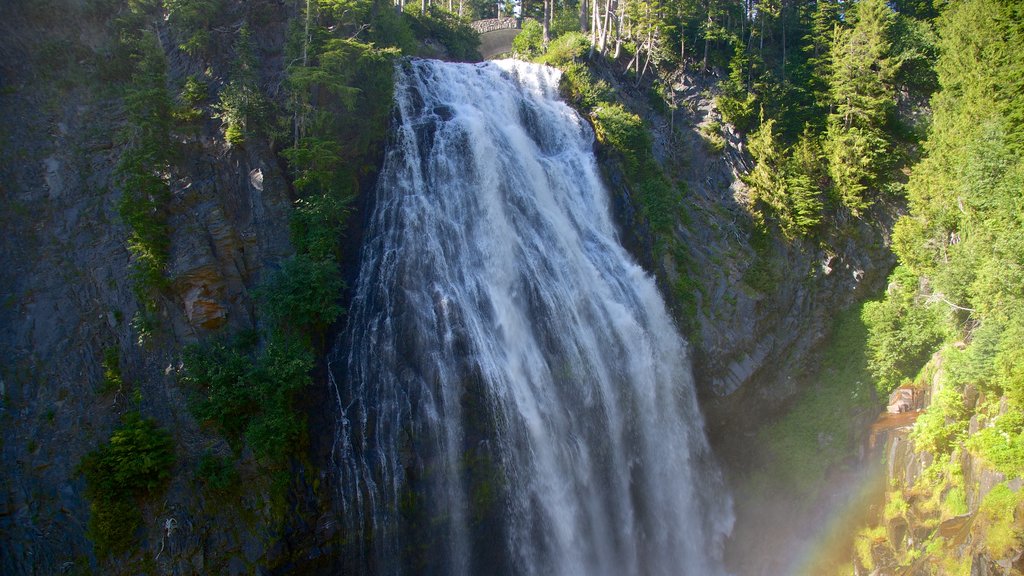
471, 17, 533, 60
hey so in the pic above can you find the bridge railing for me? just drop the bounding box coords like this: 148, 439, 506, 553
470, 17, 523, 34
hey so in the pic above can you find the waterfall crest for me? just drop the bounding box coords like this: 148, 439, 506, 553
331, 58, 733, 576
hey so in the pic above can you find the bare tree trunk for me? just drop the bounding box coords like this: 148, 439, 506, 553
295, 0, 313, 148
580, 0, 589, 33
543, 0, 551, 44
600, 0, 613, 53
613, 0, 625, 59
759, 3, 764, 58
781, 1, 787, 81
702, 13, 710, 72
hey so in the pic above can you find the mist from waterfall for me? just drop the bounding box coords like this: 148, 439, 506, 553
329, 57, 733, 576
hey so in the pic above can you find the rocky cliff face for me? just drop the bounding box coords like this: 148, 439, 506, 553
0, 4, 898, 573
597, 63, 894, 434
590, 63, 899, 575
853, 355, 1024, 575
0, 2, 327, 573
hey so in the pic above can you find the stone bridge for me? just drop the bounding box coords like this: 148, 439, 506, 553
471, 17, 531, 60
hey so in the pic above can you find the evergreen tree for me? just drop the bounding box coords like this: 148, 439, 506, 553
823, 0, 898, 214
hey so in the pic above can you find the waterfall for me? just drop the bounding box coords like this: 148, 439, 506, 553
330, 58, 733, 576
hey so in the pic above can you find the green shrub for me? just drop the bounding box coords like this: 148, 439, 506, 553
977, 483, 1022, 558
291, 193, 352, 262
116, 31, 173, 316
174, 75, 208, 122
591, 102, 678, 238
196, 451, 238, 493
538, 32, 589, 66
862, 266, 947, 395
699, 121, 726, 153
258, 255, 344, 337
407, 8, 481, 61
558, 61, 610, 111
512, 19, 543, 59
969, 409, 1024, 478
214, 27, 270, 146
911, 383, 968, 456
182, 340, 258, 444
181, 334, 313, 467
99, 347, 123, 394
592, 104, 648, 173
883, 491, 909, 520
942, 486, 968, 517
80, 413, 175, 556
165, 0, 223, 55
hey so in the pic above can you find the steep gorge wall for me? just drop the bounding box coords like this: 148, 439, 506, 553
0, 2, 326, 573
0, 5, 900, 572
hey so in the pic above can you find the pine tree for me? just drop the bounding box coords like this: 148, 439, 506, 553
823, 0, 897, 214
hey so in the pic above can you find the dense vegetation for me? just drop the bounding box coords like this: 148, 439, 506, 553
848, 0, 1024, 570
79, 413, 175, 556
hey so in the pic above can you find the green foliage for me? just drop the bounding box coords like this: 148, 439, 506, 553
406, 8, 481, 61
181, 339, 258, 443
558, 62, 610, 110
291, 193, 352, 262
174, 75, 208, 123
716, 47, 757, 132
742, 118, 823, 239
196, 451, 238, 493
592, 104, 650, 174
287, 39, 398, 170
99, 347, 123, 394
537, 32, 590, 66
165, 0, 223, 54
823, 0, 899, 214
976, 483, 1023, 558
215, 27, 270, 146
181, 334, 314, 466
942, 486, 967, 517
591, 103, 676, 238
969, 409, 1024, 479
761, 303, 877, 496
512, 19, 544, 59
910, 382, 967, 456
80, 413, 175, 556
115, 30, 173, 317
867, 9, 1024, 559
862, 267, 946, 395
258, 255, 344, 337
698, 120, 726, 154
883, 490, 909, 520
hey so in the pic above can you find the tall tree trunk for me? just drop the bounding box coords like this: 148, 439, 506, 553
781, 0, 788, 81
580, 0, 589, 33
600, 0, 613, 53
759, 3, 764, 58
702, 13, 711, 72
543, 0, 551, 44
614, 0, 624, 59
296, 0, 313, 148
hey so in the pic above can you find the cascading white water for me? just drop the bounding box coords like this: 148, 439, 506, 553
331, 58, 733, 576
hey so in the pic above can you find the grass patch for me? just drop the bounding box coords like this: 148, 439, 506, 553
760, 302, 877, 497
